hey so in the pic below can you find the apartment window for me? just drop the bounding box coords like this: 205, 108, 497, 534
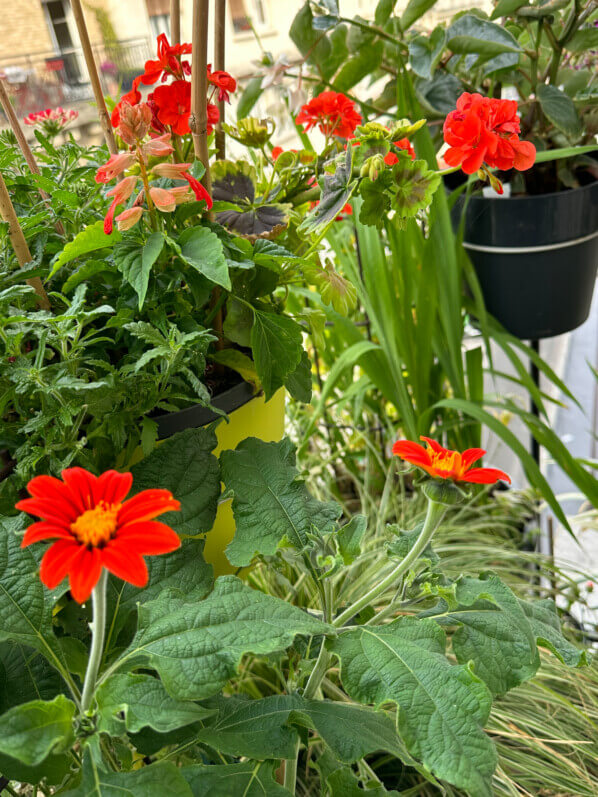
229, 0, 269, 35
145, 0, 171, 39
42, 0, 75, 53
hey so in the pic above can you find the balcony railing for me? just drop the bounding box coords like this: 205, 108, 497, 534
0, 38, 153, 120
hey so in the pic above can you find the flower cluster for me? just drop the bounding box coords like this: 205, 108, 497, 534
96, 101, 212, 234
296, 90, 362, 139
23, 107, 78, 136
17, 467, 181, 602
393, 436, 511, 485
443, 92, 536, 176
111, 33, 236, 138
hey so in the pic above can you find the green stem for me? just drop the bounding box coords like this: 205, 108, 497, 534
303, 642, 331, 699
333, 498, 446, 628
80, 570, 107, 714
283, 738, 300, 794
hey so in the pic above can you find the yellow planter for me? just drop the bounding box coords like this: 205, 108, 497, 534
204, 387, 285, 575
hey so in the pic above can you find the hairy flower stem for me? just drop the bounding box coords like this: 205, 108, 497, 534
80, 571, 108, 714
333, 498, 446, 628
283, 739, 300, 794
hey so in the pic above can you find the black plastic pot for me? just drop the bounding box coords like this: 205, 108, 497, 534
458, 178, 598, 339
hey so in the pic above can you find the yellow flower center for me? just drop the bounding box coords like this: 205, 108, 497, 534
70, 501, 120, 548
431, 451, 463, 480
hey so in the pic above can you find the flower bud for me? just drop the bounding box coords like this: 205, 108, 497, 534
149, 186, 176, 212
143, 133, 174, 157
151, 162, 191, 179
95, 152, 136, 184
106, 175, 138, 203
115, 206, 143, 231
118, 101, 152, 144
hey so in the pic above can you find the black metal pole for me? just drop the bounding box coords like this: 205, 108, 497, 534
530, 339, 540, 465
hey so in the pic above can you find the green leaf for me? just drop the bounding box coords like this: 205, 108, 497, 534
330, 617, 497, 795
409, 27, 446, 80
424, 572, 540, 695
181, 761, 290, 796
337, 515, 366, 564
178, 225, 231, 290
62, 259, 110, 293
375, 0, 398, 25
566, 27, 598, 53
284, 349, 312, 403
358, 175, 391, 229
387, 522, 439, 568
131, 426, 220, 537
0, 643, 64, 714
53, 188, 80, 207
220, 437, 341, 566
537, 84, 582, 139
290, 3, 333, 77
447, 14, 522, 56
401, 0, 438, 31
211, 349, 260, 389
334, 41, 384, 92
49, 220, 121, 277
250, 309, 304, 400
519, 597, 588, 668
391, 157, 441, 218
0, 750, 72, 787
0, 517, 66, 672
96, 673, 214, 736
300, 146, 357, 234
114, 233, 164, 309
0, 695, 75, 766
490, 0, 527, 19
237, 76, 265, 120
63, 753, 192, 797
117, 576, 332, 700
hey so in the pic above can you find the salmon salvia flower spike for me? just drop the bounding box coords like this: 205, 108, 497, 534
16, 468, 181, 603
393, 437, 511, 485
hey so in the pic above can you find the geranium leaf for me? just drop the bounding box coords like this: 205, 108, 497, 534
49, 220, 121, 277
131, 425, 221, 537
358, 177, 391, 228
300, 146, 356, 233
250, 309, 304, 400
116, 576, 332, 700
181, 761, 289, 796
216, 204, 289, 239
178, 226, 231, 289
330, 617, 497, 795
63, 752, 192, 797
220, 437, 341, 566
0, 694, 75, 766
390, 157, 441, 218
96, 673, 215, 736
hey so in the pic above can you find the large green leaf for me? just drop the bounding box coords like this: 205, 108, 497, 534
49, 220, 121, 277
520, 597, 589, 668
114, 232, 164, 309
237, 76, 264, 120
0, 517, 67, 674
220, 437, 341, 566
0, 642, 65, 713
250, 309, 304, 400
96, 673, 214, 736
334, 41, 383, 92
537, 84, 582, 139
401, 0, 438, 31
115, 576, 332, 700
181, 761, 290, 796
0, 694, 75, 766
63, 753, 192, 796
409, 27, 446, 79
423, 572, 540, 695
290, 3, 333, 77
178, 225, 231, 289
447, 14, 521, 75
330, 617, 497, 795
131, 425, 220, 537
391, 157, 441, 218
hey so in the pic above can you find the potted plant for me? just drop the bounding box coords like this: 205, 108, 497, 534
431, 1, 598, 338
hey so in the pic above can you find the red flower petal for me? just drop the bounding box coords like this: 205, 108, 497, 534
15, 497, 74, 527
61, 467, 99, 513
461, 447, 486, 471
95, 470, 133, 505
101, 544, 149, 587
392, 440, 433, 467
39, 539, 81, 590
118, 489, 180, 525
25, 475, 82, 517
116, 520, 181, 554
462, 467, 511, 485
22, 522, 73, 547
420, 436, 444, 454
68, 547, 103, 603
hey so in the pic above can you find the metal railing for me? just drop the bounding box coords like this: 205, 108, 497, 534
0, 37, 153, 119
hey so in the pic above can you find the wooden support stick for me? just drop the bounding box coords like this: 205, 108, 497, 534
191, 0, 212, 194
70, 0, 117, 154
0, 171, 50, 310
170, 0, 181, 44
0, 77, 65, 235
214, 0, 226, 160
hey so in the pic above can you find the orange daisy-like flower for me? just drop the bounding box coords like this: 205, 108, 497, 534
16, 468, 181, 603
392, 437, 510, 485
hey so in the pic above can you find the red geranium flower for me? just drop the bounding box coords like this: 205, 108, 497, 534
207, 66, 237, 103
17, 468, 181, 603
384, 138, 416, 165
393, 436, 511, 485
152, 80, 192, 135
140, 33, 192, 85
443, 92, 536, 175
296, 91, 362, 139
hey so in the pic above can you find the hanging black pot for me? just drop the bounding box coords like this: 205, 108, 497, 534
458, 177, 598, 339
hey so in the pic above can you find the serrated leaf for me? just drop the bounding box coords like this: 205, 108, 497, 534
250, 309, 304, 400
63, 752, 192, 797
220, 437, 341, 566
181, 761, 290, 796
387, 522, 439, 568
178, 226, 231, 289
96, 673, 214, 736
49, 220, 121, 277
537, 83, 582, 139
131, 426, 220, 536
423, 572, 539, 695
391, 157, 441, 217
337, 515, 366, 564
519, 597, 588, 668
330, 617, 497, 795
114, 233, 164, 309
358, 176, 391, 228
0, 694, 75, 766
116, 576, 332, 700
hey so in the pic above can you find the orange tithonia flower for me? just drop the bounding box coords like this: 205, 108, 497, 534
392, 437, 511, 485
16, 468, 181, 603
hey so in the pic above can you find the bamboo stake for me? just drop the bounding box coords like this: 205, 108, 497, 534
214, 0, 226, 160
0, 78, 65, 236
70, 0, 117, 154
190, 0, 212, 194
0, 171, 50, 310
170, 0, 181, 45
